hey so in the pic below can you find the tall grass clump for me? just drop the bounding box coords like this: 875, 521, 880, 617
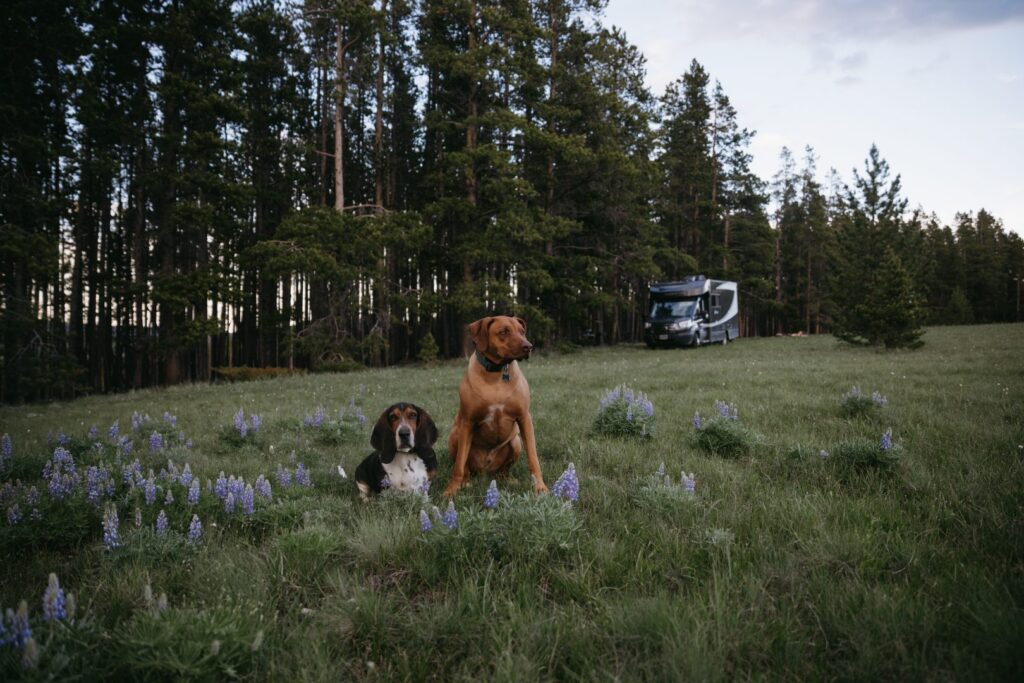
592, 385, 655, 438
839, 385, 889, 418
692, 400, 757, 458
824, 428, 902, 476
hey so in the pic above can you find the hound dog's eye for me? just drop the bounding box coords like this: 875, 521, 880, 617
408, 411, 418, 421
388, 413, 398, 422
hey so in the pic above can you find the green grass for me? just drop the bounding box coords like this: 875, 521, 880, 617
2, 324, 1023, 680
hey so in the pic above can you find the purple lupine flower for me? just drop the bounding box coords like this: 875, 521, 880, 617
872, 391, 888, 407
255, 475, 272, 500
180, 463, 193, 487
122, 459, 142, 486
148, 431, 163, 453
714, 400, 729, 418
484, 480, 500, 509
880, 428, 893, 452
234, 409, 248, 438
2, 432, 13, 461
442, 501, 458, 529
356, 409, 366, 427
155, 509, 168, 535
379, 476, 391, 490
88, 425, 98, 440
163, 411, 177, 427
188, 480, 200, 505
42, 573, 66, 622
9, 601, 32, 648
102, 504, 121, 550
108, 421, 120, 441
681, 471, 696, 494
419, 509, 433, 532
418, 479, 430, 496
241, 484, 255, 516
302, 414, 314, 427
26, 486, 39, 506
551, 463, 579, 503
692, 412, 702, 430
215, 472, 228, 499
224, 491, 236, 514
276, 464, 292, 488
43, 447, 79, 500
655, 462, 665, 478
250, 414, 261, 433
229, 475, 245, 499
295, 463, 312, 487
431, 506, 442, 526
7, 503, 21, 525
185, 439, 193, 449
164, 488, 174, 505
144, 476, 157, 505
85, 465, 109, 505
819, 449, 830, 459
187, 514, 202, 543
625, 403, 634, 422
313, 405, 325, 427
119, 437, 134, 457
134, 506, 142, 528
641, 398, 654, 417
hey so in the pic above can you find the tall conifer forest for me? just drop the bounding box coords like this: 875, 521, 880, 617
2, 0, 1022, 401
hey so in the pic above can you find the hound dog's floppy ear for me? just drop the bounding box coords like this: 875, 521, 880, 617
412, 405, 438, 448
468, 317, 493, 354
370, 408, 397, 464
412, 405, 439, 473
514, 316, 527, 334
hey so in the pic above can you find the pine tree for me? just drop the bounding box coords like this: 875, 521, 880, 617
850, 247, 924, 348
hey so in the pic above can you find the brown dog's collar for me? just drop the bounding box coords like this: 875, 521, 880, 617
475, 350, 510, 381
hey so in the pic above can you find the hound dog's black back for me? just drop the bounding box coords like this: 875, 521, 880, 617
355, 402, 438, 499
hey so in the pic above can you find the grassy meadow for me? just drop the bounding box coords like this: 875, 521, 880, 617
1, 324, 1023, 681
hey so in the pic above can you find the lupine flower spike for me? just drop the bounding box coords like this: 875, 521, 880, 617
42, 573, 66, 622
102, 504, 121, 550
442, 501, 458, 529
419, 509, 433, 532
187, 515, 202, 543
484, 480, 500, 509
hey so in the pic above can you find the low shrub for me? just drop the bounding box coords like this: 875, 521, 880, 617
211, 366, 304, 383
839, 385, 889, 418
692, 401, 757, 458
593, 385, 655, 438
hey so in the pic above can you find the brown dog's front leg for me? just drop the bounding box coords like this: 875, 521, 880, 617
444, 417, 474, 497
518, 413, 547, 494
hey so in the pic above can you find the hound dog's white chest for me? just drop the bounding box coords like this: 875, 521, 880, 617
383, 452, 429, 493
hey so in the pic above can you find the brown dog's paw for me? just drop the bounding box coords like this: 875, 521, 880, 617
533, 481, 549, 495
442, 480, 463, 498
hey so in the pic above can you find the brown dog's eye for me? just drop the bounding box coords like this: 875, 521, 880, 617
499, 329, 508, 337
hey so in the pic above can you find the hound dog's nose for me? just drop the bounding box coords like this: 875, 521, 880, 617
397, 426, 413, 446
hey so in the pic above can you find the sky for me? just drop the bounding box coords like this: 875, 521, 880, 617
603, 0, 1024, 235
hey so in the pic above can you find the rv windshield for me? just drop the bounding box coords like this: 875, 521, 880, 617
649, 299, 697, 319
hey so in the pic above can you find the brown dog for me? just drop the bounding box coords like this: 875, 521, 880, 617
444, 315, 548, 497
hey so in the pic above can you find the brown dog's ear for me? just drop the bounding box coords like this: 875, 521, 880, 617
468, 317, 492, 353
514, 316, 527, 334
412, 405, 438, 447
370, 411, 397, 463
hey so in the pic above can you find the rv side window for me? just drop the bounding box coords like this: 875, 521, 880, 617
711, 294, 720, 308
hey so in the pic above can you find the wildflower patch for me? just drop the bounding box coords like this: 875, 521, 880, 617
692, 401, 758, 458
593, 385, 655, 438
839, 385, 889, 418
